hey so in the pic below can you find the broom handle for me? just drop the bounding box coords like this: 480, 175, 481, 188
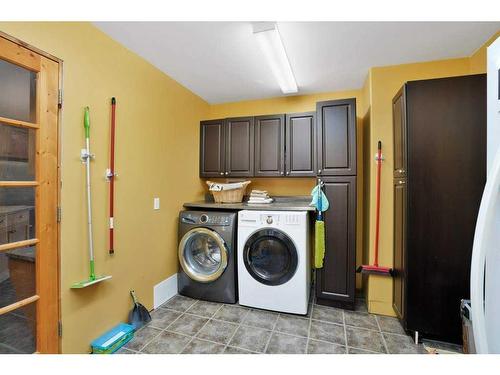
374, 141, 382, 267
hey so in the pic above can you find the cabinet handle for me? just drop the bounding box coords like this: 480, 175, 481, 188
318, 169, 321, 174
280, 172, 284, 175
220, 172, 224, 176
398, 180, 406, 185
398, 169, 405, 173
225, 172, 228, 175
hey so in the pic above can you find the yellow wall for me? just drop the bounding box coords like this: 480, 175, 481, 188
207, 90, 365, 289
0, 22, 209, 353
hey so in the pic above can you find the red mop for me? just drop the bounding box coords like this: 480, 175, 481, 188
107, 97, 117, 255
357, 141, 392, 276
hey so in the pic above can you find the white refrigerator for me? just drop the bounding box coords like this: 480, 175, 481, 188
471, 36, 500, 354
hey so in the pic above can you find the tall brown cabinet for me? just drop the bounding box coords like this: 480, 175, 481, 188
315, 98, 357, 310
392, 74, 486, 344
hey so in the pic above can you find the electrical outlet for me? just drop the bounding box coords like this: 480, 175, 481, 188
153, 198, 160, 210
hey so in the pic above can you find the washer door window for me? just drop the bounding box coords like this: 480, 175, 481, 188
178, 228, 228, 283
243, 229, 298, 286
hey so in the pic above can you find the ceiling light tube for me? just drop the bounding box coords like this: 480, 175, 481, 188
253, 23, 298, 94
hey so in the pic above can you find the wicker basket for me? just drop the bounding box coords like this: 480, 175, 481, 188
206, 181, 251, 203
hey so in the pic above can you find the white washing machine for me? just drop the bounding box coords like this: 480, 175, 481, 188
237, 210, 310, 315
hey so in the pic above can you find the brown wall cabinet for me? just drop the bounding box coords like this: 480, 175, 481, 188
315, 176, 357, 309
225, 117, 254, 177
200, 112, 316, 178
200, 117, 254, 178
316, 98, 357, 176
200, 119, 225, 178
285, 112, 316, 177
254, 114, 285, 177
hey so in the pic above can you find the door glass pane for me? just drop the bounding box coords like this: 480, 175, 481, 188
0, 187, 36, 245
0, 59, 36, 123
183, 232, 222, 276
0, 122, 36, 181
0, 245, 36, 309
0, 300, 36, 353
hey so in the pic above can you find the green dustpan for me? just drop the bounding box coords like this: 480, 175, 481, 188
71, 107, 111, 289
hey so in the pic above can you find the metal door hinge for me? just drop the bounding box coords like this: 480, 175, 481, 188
57, 206, 62, 223
58, 89, 63, 108
58, 321, 62, 337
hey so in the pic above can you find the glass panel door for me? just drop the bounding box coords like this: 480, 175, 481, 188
0, 34, 59, 354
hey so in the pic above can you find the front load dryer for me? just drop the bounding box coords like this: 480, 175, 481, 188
178, 210, 237, 303
237, 210, 310, 315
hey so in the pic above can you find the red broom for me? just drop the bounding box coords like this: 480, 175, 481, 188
357, 141, 392, 276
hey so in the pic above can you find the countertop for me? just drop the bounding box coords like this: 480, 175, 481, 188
0, 205, 34, 215
184, 196, 315, 212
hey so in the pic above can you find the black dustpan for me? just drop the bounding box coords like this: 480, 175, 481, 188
128, 290, 151, 330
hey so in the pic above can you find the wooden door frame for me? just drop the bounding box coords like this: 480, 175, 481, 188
0, 30, 62, 354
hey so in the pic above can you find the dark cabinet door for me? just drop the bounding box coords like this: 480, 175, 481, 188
316, 98, 357, 176
393, 88, 407, 178
316, 176, 356, 309
200, 119, 225, 178
285, 112, 316, 177
254, 114, 285, 177
393, 178, 407, 323
225, 117, 254, 177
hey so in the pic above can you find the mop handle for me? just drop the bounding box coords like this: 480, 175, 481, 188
84, 107, 95, 280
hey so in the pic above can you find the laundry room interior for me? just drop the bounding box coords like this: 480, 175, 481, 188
1, 4, 500, 362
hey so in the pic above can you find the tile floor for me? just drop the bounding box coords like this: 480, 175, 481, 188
119, 294, 428, 354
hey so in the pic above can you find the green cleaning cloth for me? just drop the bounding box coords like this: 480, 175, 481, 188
315, 220, 326, 268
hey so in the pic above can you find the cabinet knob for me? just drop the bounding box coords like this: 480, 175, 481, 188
399, 180, 406, 185
318, 169, 321, 174
220, 172, 224, 175
398, 169, 405, 173
225, 172, 228, 175
280, 172, 284, 175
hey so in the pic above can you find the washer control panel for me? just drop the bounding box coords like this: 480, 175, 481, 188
181, 212, 232, 226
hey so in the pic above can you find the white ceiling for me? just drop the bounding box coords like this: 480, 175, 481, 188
94, 22, 500, 104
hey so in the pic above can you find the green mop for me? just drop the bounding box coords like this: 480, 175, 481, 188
71, 107, 112, 289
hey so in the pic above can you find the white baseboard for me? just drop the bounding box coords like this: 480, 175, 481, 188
153, 273, 178, 309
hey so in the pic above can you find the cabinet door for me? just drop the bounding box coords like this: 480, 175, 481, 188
254, 114, 285, 177
285, 112, 316, 177
393, 178, 407, 322
316, 98, 357, 176
393, 87, 407, 178
200, 119, 225, 178
316, 176, 356, 309
225, 117, 254, 177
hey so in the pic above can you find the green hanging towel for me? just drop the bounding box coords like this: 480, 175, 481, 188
315, 219, 325, 268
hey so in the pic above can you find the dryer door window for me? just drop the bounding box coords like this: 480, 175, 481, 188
243, 229, 298, 286
178, 228, 228, 283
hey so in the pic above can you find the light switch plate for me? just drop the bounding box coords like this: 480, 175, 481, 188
153, 197, 160, 210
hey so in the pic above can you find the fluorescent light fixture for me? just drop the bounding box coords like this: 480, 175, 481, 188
253, 22, 298, 94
